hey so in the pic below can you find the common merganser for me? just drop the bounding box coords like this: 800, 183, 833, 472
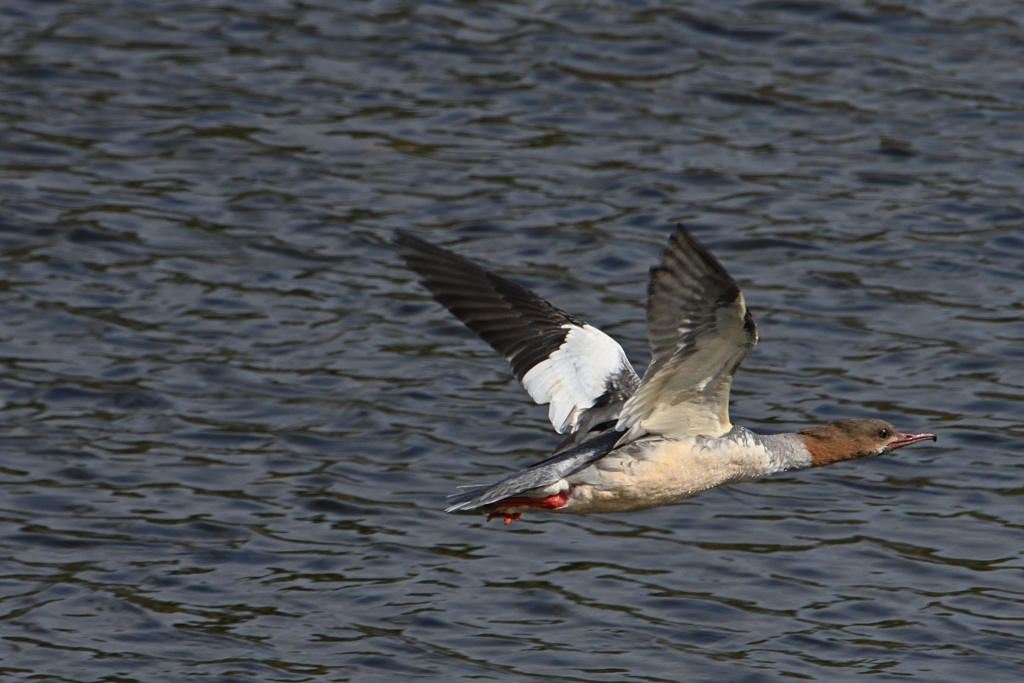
394, 226, 936, 524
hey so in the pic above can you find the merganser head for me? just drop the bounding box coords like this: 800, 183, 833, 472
797, 418, 936, 467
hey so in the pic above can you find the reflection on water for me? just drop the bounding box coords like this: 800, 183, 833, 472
1, 1, 1023, 681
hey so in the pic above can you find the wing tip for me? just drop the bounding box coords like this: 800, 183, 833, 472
666, 223, 731, 276
391, 228, 418, 248
392, 229, 449, 262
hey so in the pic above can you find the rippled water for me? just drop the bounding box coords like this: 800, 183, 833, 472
1, 1, 1022, 680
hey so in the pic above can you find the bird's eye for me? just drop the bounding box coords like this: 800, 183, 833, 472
878, 428, 890, 439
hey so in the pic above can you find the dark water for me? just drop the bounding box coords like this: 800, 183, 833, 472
1, 1, 1022, 680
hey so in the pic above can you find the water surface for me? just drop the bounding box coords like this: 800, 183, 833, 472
1, 1, 1023, 681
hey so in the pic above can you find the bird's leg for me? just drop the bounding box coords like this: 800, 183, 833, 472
486, 511, 521, 524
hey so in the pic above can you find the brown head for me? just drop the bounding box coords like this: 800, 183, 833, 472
797, 418, 936, 467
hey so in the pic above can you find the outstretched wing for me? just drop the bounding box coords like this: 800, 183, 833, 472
615, 225, 757, 442
394, 231, 640, 436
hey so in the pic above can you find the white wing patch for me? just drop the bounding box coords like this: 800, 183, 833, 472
521, 324, 632, 434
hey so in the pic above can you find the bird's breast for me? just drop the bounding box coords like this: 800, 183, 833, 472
561, 436, 784, 514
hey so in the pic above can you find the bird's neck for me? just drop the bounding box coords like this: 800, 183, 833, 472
712, 426, 815, 473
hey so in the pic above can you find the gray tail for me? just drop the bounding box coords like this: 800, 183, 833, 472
445, 430, 621, 513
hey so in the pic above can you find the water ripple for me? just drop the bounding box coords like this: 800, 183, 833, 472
1, 0, 1023, 680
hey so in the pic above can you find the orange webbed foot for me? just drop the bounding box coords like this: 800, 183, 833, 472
486, 511, 522, 524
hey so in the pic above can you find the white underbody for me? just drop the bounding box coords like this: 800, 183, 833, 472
498, 431, 813, 515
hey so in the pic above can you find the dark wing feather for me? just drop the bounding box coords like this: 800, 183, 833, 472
394, 231, 581, 382
395, 231, 639, 436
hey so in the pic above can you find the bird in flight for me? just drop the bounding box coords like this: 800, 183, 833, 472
395, 226, 936, 524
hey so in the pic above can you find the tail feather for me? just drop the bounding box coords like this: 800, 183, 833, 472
445, 430, 621, 513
